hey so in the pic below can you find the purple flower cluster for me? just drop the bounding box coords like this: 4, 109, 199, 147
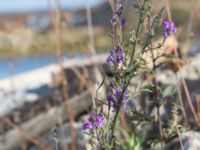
83, 112, 103, 130
106, 46, 124, 65
162, 19, 177, 38
121, 18, 128, 27
107, 87, 129, 111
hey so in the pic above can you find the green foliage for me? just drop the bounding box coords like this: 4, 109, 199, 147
120, 134, 144, 150
84, 0, 185, 150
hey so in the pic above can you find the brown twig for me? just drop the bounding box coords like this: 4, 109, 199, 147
152, 76, 165, 149
86, 5, 105, 100
54, 0, 76, 149
176, 126, 184, 150
148, 15, 164, 148
178, 70, 200, 126
176, 75, 188, 124
86, 6, 95, 54
165, 0, 172, 21
196, 94, 200, 118
107, 0, 114, 11
188, 0, 200, 20
47, 0, 54, 30
173, 45, 199, 126
71, 67, 94, 95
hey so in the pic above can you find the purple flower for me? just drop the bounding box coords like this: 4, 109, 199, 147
122, 102, 126, 109
121, 18, 128, 27
162, 19, 177, 38
106, 46, 124, 65
113, 87, 129, 100
107, 87, 129, 112
162, 19, 170, 29
106, 51, 115, 63
124, 89, 129, 100
107, 95, 115, 103
116, 46, 124, 64
96, 114, 103, 128
113, 87, 122, 98
83, 121, 93, 130
83, 112, 104, 130
169, 22, 177, 33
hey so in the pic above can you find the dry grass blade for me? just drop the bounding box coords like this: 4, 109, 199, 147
176, 126, 184, 150
54, 0, 75, 149
179, 71, 200, 126
188, 0, 200, 20
176, 75, 188, 124
71, 67, 95, 96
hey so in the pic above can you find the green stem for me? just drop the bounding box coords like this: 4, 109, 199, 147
129, 0, 148, 68
109, 78, 130, 148
108, 1, 150, 148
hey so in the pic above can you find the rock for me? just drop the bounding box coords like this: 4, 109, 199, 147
157, 53, 200, 84
166, 131, 200, 150
188, 39, 200, 57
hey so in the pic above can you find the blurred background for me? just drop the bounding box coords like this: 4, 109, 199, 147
0, 0, 200, 149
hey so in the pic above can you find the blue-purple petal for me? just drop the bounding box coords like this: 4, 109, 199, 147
162, 19, 177, 38
83, 121, 93, 130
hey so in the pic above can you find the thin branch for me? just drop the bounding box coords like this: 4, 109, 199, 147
176, 126, 184, 150
54, 0, 76, 149
188, 0, 200, 20
176, 75, 188, 124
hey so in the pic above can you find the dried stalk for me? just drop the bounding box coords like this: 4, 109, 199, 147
165, 0, 172, 21
86, 5, 105, 98
148, 14, 164, 148
188, 0, 200, 20
54, 0, 75, 149
176, 75, 188, 124
174, 49, 199, 150
178, 69, 200, 126
152, 76, 165, 149
71, 67, 94, 95
176, 126, 184, 150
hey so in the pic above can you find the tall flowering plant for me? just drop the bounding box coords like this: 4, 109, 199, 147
83, 0, 178, 149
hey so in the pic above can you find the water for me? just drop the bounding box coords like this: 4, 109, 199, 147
0, 51, 105, 80
0, 54, 68, 80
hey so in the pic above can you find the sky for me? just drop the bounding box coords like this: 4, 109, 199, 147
0, 0, 106, 14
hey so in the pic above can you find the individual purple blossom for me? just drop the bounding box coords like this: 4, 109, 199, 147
107, 87, 129, 112
162, 19, 170, 29
106, 46, 124, 65
96, 114, 103, 128
121, 18, 128, 27
124, 89, 129, 100
113, 87, 122, 98
117, 49, 123, 64
83, 121, 93, 130
83, 112, 103, 130
169, 22, 177, 33
121, 102, 126, 109
107, 94, 118, 111
106, 51, 115, 63
107, 95, 115, 103
162, 19, 177, 38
